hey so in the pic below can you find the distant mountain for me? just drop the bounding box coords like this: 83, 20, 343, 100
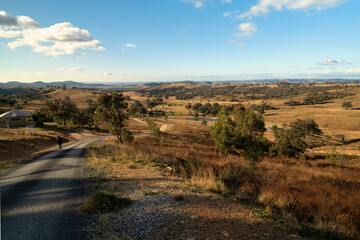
0, 81, 109, 88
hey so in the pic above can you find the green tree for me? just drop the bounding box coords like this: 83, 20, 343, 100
210, 107, 234, 155
232, 105, 266, 162
271, 124, 307, 157
211, 105, 268, 162
232, 105, 265, 144
129, 101, 147, 117
95, 93, 131, 143
44, 97, 78, 125
290, 118, 322, 135
147, 119, 162, 145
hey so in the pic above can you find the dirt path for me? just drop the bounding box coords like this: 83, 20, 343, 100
86, 162, 302, 240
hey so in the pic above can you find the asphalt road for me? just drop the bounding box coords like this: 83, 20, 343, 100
0, 137, 101, 240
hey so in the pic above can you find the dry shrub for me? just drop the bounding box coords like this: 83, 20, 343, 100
88, 121, 360, 238
79, 191, 133, 214
255, 157, 360, 238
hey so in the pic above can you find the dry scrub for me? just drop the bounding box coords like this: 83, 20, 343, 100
121, 118, 360, 239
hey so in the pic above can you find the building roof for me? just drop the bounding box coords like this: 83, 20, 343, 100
0, 110, 32, 119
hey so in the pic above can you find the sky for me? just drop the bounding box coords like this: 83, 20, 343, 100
0, 0, 359, 83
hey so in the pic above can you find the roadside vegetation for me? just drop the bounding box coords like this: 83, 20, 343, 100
1, 82, 360, 238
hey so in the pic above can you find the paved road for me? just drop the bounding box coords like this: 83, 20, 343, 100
1, 137, 100, 240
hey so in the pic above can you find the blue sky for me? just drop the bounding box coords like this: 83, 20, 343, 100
0, 0, 359, 83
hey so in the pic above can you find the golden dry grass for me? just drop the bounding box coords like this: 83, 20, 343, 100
124, 115, 360, 238
0, 128, 70, 172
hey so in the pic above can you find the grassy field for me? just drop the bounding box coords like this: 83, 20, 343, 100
0, 127, 70, 172
1, 82, 359, 238
92, 117, 360, 239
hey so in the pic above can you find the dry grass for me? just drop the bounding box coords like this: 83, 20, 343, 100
123, 117, 360, 238
0, 128, 70, 172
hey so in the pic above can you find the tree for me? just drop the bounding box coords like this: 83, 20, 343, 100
44, 97, 78, 125
342, 101, 352, 110
211, 105, 268, 162
147, 119, 162, 145
210, 107, 235, 155
232, 105, 265, 147
271, 124, 307, 157
290, 118, 322, 135
232, 105, 267, 162
129, 101, 147, 117
32, 110, 48, 126
95, 93, 131, 143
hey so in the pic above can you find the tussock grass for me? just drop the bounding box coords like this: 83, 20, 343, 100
87, 126, 360, 239
79, 191, 133, 214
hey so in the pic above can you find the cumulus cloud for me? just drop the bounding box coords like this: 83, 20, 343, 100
0, 29, 22, 38
221, 0, 232, 3
238, 0, 346, 19
0, 11, 17, 27
17, 16, 41, 29
181, 0, 208, 9
0, 11, 105, 56
57, 67, 87, 71
234, 22, 258, 39
123, 43, 137, 48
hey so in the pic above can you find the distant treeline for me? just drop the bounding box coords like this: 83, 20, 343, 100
137, 82, 359, 101
0, 88, 54, 107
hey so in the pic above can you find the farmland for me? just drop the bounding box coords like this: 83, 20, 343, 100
1, 81, 360, 238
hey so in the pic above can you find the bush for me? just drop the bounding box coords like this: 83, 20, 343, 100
79, 191, 133, 214
120, 128, 134, 143
147, 119, 162, 145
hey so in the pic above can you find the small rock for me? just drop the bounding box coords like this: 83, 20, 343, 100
187, 238, 195, 240
290, 234, 299, 238
190, 215, 199, 219
264, 233, 269, 236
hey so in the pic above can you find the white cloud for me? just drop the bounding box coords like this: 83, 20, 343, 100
221, 0, 232, 3
0, 29, 22, 38
223, 10, 239, 18
318, 59, 339, 66
103, 72, 129, 76
181, 0, 208, 9
341, 60, 352, 65
318, 69, 335, 75
123, 43, 137, 48
0, 11, 105, 56
229, 39, 245, 47
234, 22, 258, 38
238, 0, 346, 19
0, 11, 17, 27
17, 16, 41, 29
223, 12, 231, 17
345, 68, 360, 74
57, 67, 87, 71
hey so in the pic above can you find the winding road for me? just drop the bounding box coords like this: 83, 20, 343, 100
1, 137, 100, 240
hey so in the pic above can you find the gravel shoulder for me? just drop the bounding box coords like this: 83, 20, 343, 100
83, 157, 302, 240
